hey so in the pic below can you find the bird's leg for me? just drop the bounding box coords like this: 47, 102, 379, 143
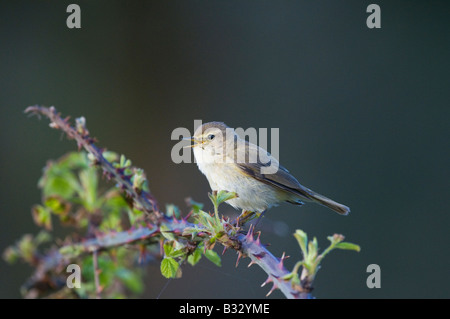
234, 210, 257, 226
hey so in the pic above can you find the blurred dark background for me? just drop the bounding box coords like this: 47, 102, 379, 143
1, 1, 449, 299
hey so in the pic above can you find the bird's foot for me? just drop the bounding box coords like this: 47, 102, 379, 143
233, 210, 266, 228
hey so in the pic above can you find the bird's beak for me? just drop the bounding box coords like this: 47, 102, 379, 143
182, 136, 201, 148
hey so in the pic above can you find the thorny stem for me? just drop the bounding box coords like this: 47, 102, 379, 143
212, 199, 221, 226
25, 219, 308, 299
23, 105, 310, 299
25, 105, 161, 224
238, 227, 311, 299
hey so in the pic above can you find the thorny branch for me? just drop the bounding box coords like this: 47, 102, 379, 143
17, 105, 358, 299
25, 105, 160, 223
22, 214, 307, 298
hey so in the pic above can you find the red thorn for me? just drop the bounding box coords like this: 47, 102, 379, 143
278, 252, 286, 269
236, 251, 243, 268
266, 282, 278, 297
278, 252, 290, 270
183, 210, 193, 221
159, 239, 164, 256
103, 170, 112, 180
248, 259, 257, 268
255, 231, 261, 245
222, 246, 228, 255
246, 224, 254, 241
261, 276, 273, 288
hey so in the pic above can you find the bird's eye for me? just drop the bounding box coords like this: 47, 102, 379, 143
208, 134, 215, 140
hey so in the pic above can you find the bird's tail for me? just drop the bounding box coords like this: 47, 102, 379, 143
308, 191, 350, 215
293, 185, 350, 215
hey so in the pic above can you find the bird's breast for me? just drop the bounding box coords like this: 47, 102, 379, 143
195, 160, 283, 212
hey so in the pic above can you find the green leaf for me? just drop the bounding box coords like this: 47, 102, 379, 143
170, 250, 186, 258
2, 246, 19, 264
182, 227, 198, 236
38, 152, 91, 200
187, 248, 202, 266
294, 229, 308, 256
118, 154, 129, 168
307, 237, 318, 262
163, 242, 185, 258
102, 151, 119, 163
42, 173, 79, 200
44, 196, 70, 216
204, 249, 221, 267
335, 242, 361, 252
31, 205, 52, 230
34, 230, 52, 246
131, 168, 148, 192
216, 190, 238, 204
17, 235, 35, 262
160, 257, 180, 278
209, 190, 238, 207
79, 167, 99, 211
163, 242, 174, 256
54, 152, 89, 171
195, 210, 215, 226
160, 224, 175, 241
101, 211, 122, 230
127, 208, 144, 226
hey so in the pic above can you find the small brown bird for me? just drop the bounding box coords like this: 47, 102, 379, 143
186, 122, 350, 217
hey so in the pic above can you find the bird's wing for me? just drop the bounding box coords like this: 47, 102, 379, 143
235, 141, 315, 202
235, 141, 350, 215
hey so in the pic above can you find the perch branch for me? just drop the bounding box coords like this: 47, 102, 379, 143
238, 228, 311, 299
24, 218, 308, 298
